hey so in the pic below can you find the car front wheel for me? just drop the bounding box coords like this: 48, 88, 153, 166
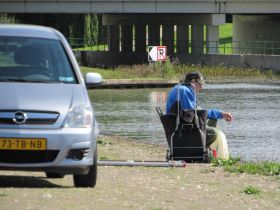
73, 148, 97, 188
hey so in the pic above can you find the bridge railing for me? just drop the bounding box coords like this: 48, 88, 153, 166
68, 38, 280, 55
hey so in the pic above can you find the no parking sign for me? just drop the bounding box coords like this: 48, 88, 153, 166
148, 46, 167, 61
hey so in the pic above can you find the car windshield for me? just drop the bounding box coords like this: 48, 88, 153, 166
0, 36, 77, 84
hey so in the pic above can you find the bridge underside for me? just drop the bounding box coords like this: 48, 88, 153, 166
102, 13, 280, 57
102, 14, 225, 55
1, 0, 280, 14
1, 1, 280, 65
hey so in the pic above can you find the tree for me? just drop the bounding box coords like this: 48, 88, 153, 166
84, 14, 98, 46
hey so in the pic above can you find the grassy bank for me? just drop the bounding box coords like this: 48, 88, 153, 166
81, 61, 280, 83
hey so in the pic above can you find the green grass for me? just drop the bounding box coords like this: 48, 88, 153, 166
81, 61, 280, 82
225, 161, 280, 176
220, 23, 232, 40
0, 193, 8, 198
212, 158, 280, 176
211, 157, 240, 167
243, 186, 262, 195
219, 23, 233, 54
81, 61, 176, 80
73, 44, 108, 51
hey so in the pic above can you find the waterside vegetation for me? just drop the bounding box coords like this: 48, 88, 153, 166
211, 157, 280, 177
81, 60, 280, 83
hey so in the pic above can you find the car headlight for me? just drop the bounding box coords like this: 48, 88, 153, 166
64, 105, 93, 128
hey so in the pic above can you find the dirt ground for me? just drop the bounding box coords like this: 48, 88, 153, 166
0, 135, 279, 210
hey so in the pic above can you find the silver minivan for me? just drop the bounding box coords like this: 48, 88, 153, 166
0, 24, 102, 187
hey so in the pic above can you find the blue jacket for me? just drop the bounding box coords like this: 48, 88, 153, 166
166, 84, 223, 119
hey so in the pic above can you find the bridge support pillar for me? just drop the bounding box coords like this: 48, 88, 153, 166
135, 25, 146, 52
148, 24, 160, 46
177, 25, 189, 54
206, 25, 219, 54
121, 25, 133, 52
191, 25, 204, 54
162, 25, 174, 55
107, 25, 120, 52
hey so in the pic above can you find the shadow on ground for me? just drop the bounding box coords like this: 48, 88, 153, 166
220, 37, 232, 44
0, 175, 70, 188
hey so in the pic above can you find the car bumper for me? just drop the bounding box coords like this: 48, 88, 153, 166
0, 127, 97, 174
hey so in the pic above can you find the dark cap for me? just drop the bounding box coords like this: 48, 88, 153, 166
184, 71, 205, 85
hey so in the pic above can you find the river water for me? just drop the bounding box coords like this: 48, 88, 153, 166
89, 83, 280, 161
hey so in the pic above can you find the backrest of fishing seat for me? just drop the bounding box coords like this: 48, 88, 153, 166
156, 111, 177, 139
169, 109, 208, 162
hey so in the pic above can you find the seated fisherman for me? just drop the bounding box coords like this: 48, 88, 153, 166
166, 71, 233, 145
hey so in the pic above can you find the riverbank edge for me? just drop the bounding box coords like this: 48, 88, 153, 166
96, 79, 179, 89
94, 78, 280, 89
98, 135, 280, 167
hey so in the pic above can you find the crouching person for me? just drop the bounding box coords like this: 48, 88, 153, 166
166, 71, 233, 159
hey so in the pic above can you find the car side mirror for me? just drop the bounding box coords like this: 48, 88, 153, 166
85, 72, 103, 89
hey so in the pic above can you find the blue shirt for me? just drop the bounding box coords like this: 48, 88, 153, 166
166, 84, 223, 119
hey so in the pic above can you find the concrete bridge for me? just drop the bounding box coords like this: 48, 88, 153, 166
1, 0, 280, 65
1, 0, 280, 14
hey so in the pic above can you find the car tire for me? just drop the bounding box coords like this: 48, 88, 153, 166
45, 172, 65, 179
73, 148, 97, 188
